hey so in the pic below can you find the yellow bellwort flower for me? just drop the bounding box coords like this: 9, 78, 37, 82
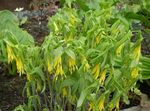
88, 102, 94, 111
68, 57, 77, 73
54, 56, 64, 76
70, 14, 76, 25
94, 36, 101, 47
109, 102, 114, 111
131, 67, 139, 78
15, 57, 24, 74
62, 88, 67, 98
92, 64, 100, 79
115, 97, 120, 110
84, 62, 90, 72
27, 74, 31, 81
99, 69, 106, 85
133, 44, 141, 61
116, 44, 124, 56
98, 95, 105, 111
36, 81, 42, 92
81, 56, 90, 72
53, 22, 59, 33
96, 36, 101, 45
47, 61, 52, 73
7, 45, 15, 63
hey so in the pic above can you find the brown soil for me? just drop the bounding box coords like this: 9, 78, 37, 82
0, 63, 26, 111
0, 0, 30, 11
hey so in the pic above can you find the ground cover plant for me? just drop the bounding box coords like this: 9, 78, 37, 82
0, 0, 150, 111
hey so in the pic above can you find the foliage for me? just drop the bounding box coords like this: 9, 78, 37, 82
0, 0, 150, 111
44, 5, 143, 110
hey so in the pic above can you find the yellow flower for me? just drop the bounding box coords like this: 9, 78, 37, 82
88, 102, 94, 111
109, 102, 114, 111
98, 95, 105, 111
47, 61, 52, 73
27, 74, 31, 81
53, 22, 59, 32
56, 64, 64, 76
133, 44, 141, 61
99, 69, 106, 85
131, 67, 139, 78
27, 87, 31, 97
81, 56, 90, 72
116, 44, 124, 56
54, 56, 64, 76
92, 64, 100, 79
54, 56, 61, 67
108, 97, 120, 111
7, 45, 15, 63
37, 81, 42, 92
16, 57, 24, 74
68, 57, 77, 73
70, 14, 76, 25
62, 88, 67, 98
96, 36, 101, 44
116, 97, 120, 110
84, 62, 90, 72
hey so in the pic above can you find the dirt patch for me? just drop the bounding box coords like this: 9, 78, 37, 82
0, 0, 30, 11
0, 63, 26, 111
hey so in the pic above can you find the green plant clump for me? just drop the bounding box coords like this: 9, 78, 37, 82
0, 1, 150, 111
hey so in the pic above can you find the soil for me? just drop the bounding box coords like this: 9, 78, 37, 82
0, 0, 30, 11
0, 63, 26, 111
0, 1, 150, 111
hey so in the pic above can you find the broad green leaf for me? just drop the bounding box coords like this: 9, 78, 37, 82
77, 82, 98, 107
65, 49, 76, 60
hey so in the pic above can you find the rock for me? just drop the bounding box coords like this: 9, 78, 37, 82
120, 106, 141, 111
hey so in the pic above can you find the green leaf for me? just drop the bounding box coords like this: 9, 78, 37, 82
77, 82, 98, 108
125, 12, 150, 27
54, 46, 64, 58
65, 48, 76, 60
13, 105, 25, 111
61, 77, 76, 87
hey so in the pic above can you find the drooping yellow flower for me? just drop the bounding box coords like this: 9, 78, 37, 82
27, 74, 31, 81
131, 67, 139, 78
116, 44, 124, 56
115, 97, 120, 110
92, 64, 100, 79
109, 102, 114, 111
47, 61, 52, 73
68, 57, 77, 73
56, 64, 64, 76
15, 57, 24, 74
37, 81, 42, 92
62, 88, 67, 98
27, 87, 31, 97
98, 95, 105, 111
53, 22, 59, 32
84, 62, 90, 72
96, 36, 101, 44
88, 102, 94, 111
7, 45, 15, 63
81, 56, 90, 72
93, 36, 101, 47
54, 56, 61, 67
108, 97, 120, 111
133, 44, 141, 61
70, 14, 76, 25
70, 95, 76, 103
99, 69, 106, 85
54, 56, 64, 76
